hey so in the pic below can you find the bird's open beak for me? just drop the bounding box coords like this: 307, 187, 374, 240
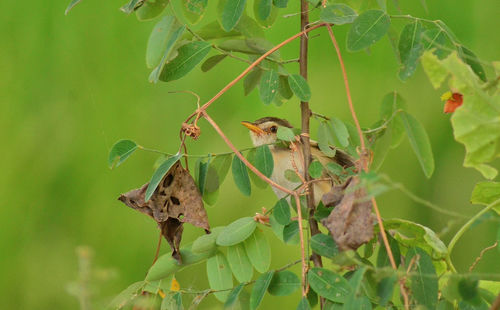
241, 121, 265, 135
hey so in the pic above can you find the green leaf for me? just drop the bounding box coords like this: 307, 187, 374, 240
250, 271, 274, 310
216, 217, 257, 246
328, 117, 350, 147
207, 251, 233, 302
192, 229, 221, 255
278, 75, 293, 99
235, 14, 265, 38
326, 162, 343, 176
224, 283, 245, 308
422, 28, 449, 59
149, 26, 186, 83
277, 126, 295, 142
227, 243, 254, 283
347, 10, 390, 52
288, 74, 311, 101
400, 112, 434, 178
314, 202, 331, 222
246, 149, 268, 189
220, 0, 247, 32
458, 45, 487, 82
159, 41, 211, 82
108, 139, 138, 169
197, 21, 240, 40
379, 91, 406, 148
311, 234, 338, 258
145, 153, 182, 201
381, 218, 447, 258
273, 0, 288, 8
147, 16, 183, 69
244, 68, 264, 96
406, 247, 438, 310
107, 281, 145, 310
146, 247, 215, 281
273, 199, 291, 225
471, 182, 500, 214
308, 267, 351, 302
255, 0, 272, 20
181, 0, 207, 24
244, 228, 271, 273
320, 4, 358, 25
318, 122, 336, 157
284, 169, 302, 183
255, 145, 274, 177
65, 0, 83, 15
283, 221, 299, 244
308, 161, 323, 179
232, 155, 252, 196
297, 297, 311, 310
377, 274, 397, 306
135, 0, 169, 21
268, 270, 300, 296
254, 0, 278, 27
376, 233, 401, 267
344, 267, 368, 309
398, 21, 424, 80
259, 70, 279, 105
201, 54, 227, 72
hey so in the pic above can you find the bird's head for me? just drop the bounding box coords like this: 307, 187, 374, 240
241, 117, 293, 146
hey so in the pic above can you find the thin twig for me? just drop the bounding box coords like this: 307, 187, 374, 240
326, 25, 409, 310
293, 192, 308, 297
469, 241, 498, 272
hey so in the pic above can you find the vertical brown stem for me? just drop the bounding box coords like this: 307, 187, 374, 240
299, 0, 324, 306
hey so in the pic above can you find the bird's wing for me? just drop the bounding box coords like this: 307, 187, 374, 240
309, 140, 355, 168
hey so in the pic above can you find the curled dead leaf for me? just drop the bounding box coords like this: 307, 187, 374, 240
118, 162, 210, 263
321, 176, 374, 251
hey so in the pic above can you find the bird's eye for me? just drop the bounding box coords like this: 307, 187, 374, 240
270, 126, 277, 133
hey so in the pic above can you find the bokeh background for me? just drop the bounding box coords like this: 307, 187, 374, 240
1, 0, 499, 309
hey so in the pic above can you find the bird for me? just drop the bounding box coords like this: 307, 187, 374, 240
241, 116, 355, 205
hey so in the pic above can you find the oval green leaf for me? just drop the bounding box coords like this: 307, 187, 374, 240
347, 10, 390, 52
232, 155, 252, 196
398, 21, 424, 80
308, 161, 323, 179
250, 271, 274, 310
255, 0, 272, 20
255, 145, 274, 177
288, 74, 311, 102
267, 270, 300, 296
247, 148, 268, 189
216, 217, 257, 246
244, 228, 271, 273
283, 221, 299, 244
260, 69, 279, 105
221, 0, 247, 32
108, 139, 138, 169
277, 126, 295, 142
145, 153, 182, 201
244, 68, 264, 96
320, 4, 357, 25
192, 227, 223, 254
201, 54, 227, 72
406, 247, 438, 309
273, 198, 291, 225
297, 297, 311, 310
135, 0, 168, 21
146, 248, 215, 281
224, 283, 245, 308
308, 267, 351, 302
400, 112, 434, 178
147, 16, 182, 69
310, 234, 338, 258
159, 41, 211, 82
227, 243, 254, 283
207, 251, 233, 302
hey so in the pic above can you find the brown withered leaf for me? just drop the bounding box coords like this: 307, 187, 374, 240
118, 162, 210, 263
321, 176, 374, 251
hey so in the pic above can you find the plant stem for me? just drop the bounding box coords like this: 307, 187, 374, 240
446, 198, 500, 273
300, 0, 324, 291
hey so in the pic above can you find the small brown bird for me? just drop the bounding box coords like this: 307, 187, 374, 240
241, 116, 354, 205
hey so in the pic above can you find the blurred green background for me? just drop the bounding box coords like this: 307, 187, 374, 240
1, 0, 499, 309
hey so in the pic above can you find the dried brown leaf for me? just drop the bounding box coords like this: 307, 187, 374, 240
321, 177, 374, 251
118, 162, 210, 263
